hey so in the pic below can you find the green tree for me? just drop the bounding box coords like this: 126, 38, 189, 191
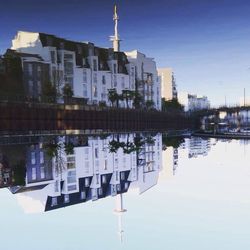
122, 90, 134, 108
162, 98, 184, 112
63, 83, 73, 98
42, 81, 57, 103
108, 88, 120, 108
145, 100, 155, 110
133, 91, 143, 109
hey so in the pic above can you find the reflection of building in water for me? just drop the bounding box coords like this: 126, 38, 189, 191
7, 133, 162, 213
186, 137, 211, 158
160, 147, 178, 180
0, 153, 12, 188
129, 134, 162, 194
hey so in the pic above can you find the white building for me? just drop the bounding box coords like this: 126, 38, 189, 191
157, 67, 177, 100
178, 92, 210, 112
125, 50, 161, 110
10, 31, 161, 110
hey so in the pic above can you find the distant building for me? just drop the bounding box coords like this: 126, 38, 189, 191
157, 68, 177, 100
178, 92, 210, 112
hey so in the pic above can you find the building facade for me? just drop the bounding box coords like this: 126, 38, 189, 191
157, 67, 177, 100
10, 31, 161, 110
178, 92, 210, 112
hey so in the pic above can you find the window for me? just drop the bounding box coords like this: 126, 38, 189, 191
50, 51, 56, 64
31, 152, 36, 165
37, 80, 41, 95
40, 152, 44, 164
37, 65, 41, 78
121, 77, 125, 89
93, 59, 97, 71
102, 75, 106, 85
85, 178, 90, 187
64, 194, 70, 203
94, 148, 99, 158
84, 148, 89, 159
98, 188, 103, 196
40, 167, 45, 179
83, 84, 87, 97
64, 61, 74, 75
80, 191, 86, 200
113, 75, 117, 87
67, 156, 75, 162
83, 70, 87, 83
102, 175, 107, 184
131, 67, 134, 77
67, 162, 75, 169
104, 159, 108, 170
113, 64, 117, 74
124, 182, 129, 190
93, 73, 97, 83
28, 64, 33, 76
68, 185, 77, 191
121, 172, 125, 181
28, 80, 33, 95
51, 197, 57, 207
93, 86, 98, 98
117, 184, 121, 192
32, 168, 36, 180
67, 170, 76, 184
84, 161, 90, 173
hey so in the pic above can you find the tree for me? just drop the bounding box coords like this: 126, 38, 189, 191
145, 100, 155, 110
64, 142, 74, 155
133, 91, 143, 109
42, 81, 57, 103
162, 98, 184, 112
63, 83, 73, 98
122, 90, 134, 108
108, 88, 120, 108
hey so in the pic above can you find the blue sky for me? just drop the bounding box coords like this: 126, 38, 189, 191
1, 0, 250, 105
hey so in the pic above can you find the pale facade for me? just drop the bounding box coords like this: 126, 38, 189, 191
125, 50, 162, 110
10, 31, 161, 110
157, 67, 177, 100
178, 92, 210, 112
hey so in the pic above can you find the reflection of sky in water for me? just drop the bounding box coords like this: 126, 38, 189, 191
1, 138, 250, 249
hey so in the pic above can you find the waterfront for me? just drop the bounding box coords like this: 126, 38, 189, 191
1, 135, 250, 249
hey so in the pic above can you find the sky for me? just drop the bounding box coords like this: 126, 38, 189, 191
1, 0, 250, 106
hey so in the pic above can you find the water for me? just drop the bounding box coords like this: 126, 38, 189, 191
1, 134, 250, 250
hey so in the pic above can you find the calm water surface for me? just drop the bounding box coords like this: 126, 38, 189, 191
0, 135, 250, 250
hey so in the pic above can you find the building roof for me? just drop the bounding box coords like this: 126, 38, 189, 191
38, 32, 128, 73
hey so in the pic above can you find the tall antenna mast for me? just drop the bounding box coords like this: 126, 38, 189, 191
110, 4, 121, 52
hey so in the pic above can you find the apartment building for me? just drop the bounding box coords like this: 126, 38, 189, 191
125, 50, 162, 110
8, 31, 161, 109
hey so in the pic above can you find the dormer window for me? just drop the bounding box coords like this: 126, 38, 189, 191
59, 42, 64, 49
